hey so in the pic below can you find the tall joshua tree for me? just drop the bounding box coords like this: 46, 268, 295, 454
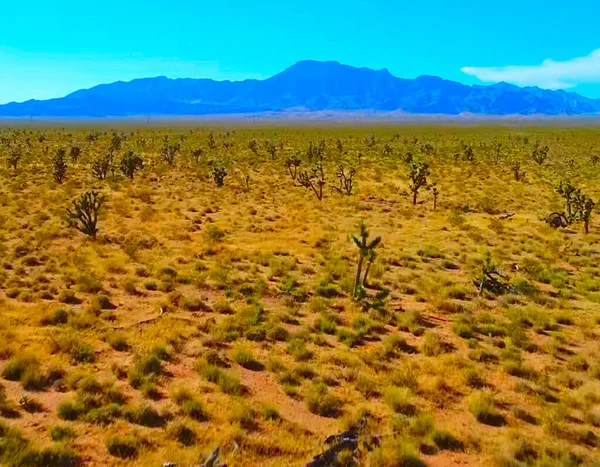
351, 220, 382, 298
408, 160, 430, 205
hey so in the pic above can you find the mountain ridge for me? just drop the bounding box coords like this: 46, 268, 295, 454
1, 60, 599, 117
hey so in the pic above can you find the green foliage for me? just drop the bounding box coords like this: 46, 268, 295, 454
52, 148, 68, 183
408, 159, 430, 205
66, 191, 106, 238
120, 151, 144, 180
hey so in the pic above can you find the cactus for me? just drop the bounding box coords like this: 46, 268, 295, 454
6, 148, 21, 170
556, 180, 577, 218
66, 191, 106, 238
109, 133, 122, 154
306, 140, 326, 161
52, 148, 68, 184
432, 184, 439, 210
92, 154, 112, 180
70, 146, 82, 162
120, 151, 144, 180
531, 143, 549, 165
207, 132, 217, 150
285, 154, 301, 180
248, 139, 260, 155
212, 166, 227, 187
265, 140, 279, 159
351, 220, 382, 298
511, 161, 525, 181
572, 191, 596, 234
298, 156, 326, 200
494, 142, 502, 164
161, 138, 180, 165
408, 160, 430, 205
331, 164, 356, 196
190, 148, 204, 164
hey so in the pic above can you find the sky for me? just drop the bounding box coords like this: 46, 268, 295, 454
1, 0, 599, 104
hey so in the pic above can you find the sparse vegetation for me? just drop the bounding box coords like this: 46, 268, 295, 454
0, 125, 598, 465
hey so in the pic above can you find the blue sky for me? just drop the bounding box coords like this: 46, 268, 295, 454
1, 0, 599, 104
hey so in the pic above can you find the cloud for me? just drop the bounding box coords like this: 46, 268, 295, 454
461, 49, 600, 90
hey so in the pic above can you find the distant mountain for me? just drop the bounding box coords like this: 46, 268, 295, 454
1, 60, 599, 117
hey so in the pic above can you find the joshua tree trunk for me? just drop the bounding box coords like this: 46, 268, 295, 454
412, 190, 418, 205
362, 260, 373, 288
354, 256, 364, 297
585, 219, 590, 234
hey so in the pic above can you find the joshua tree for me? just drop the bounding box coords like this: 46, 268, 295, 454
432, 184, 439, 210
335, 138, 344, 154
190, 148, 204, 164
351, 220, 382, 298
298, 157, 326, 200
462, 145, 475, 162
511, 161, 526, 181
53, 149, 68, 184
109, 133, 122, 154
365, 134, 376, 148
7, 148, 21, 170
556, 180, 577, 218
161, 138, 180, 165
494, 142, 502, 164
591, 154, 599, 166
408, 160, 430, 205
207, 132, 217, 150
531, 143, 549, 165
66, 191, 106, 238
382, 143, 393, 156
120, 151, 144, 180
248, 139, 260, 156
332, 164, 356, 196
285, 155, 301, 180
264, 140, 279, 159
69, 146, 82, 163
572, 191, 596, 234
212, 166, 227, 187
92, 154, 112, 180
306, 140, 326, 161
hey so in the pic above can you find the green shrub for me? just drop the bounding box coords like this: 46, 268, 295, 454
468, 391, 502, 425
167, 421, 196, 446
106, 436, 140, 459
49, 425, 75, 442
2, 355, 39, 381
384, 387, 415, 415
420, 330, 445, 356
305, 382, 341, 418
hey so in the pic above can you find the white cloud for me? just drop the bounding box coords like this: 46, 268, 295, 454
461, 49, 600, 90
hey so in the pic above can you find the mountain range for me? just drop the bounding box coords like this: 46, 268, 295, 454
1, 60, 600, 117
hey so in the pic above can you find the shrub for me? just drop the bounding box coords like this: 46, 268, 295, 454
106, 436, 140, 459
40, 308, 70, 326
384, 387, 415, 415
123, 404, 166, 427
49, 425, 75, 441
2, 355, 39, 382
420, 330, 445, 356
468, 391, 503, 425
167, 421, 196, 446
305, 382, 342, 418
232, 345, 259, 369
196, 363, 243, 396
